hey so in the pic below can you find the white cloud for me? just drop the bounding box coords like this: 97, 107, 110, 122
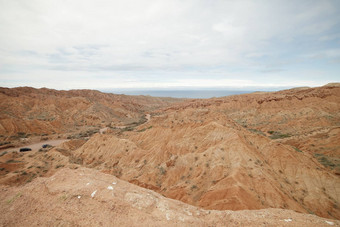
0, 0, 339, 88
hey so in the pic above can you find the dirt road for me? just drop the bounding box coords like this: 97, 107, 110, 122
100, 114, 152, 134
1, 139, 68, 153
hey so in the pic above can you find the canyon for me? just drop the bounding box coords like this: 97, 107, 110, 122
0, 84, 339, 226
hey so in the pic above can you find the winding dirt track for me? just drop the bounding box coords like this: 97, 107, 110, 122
1, 139, 68, 153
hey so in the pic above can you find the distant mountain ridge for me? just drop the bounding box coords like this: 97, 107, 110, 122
0, 86, 184, 136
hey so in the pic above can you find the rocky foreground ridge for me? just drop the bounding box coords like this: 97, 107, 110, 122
1, 167, 339, 226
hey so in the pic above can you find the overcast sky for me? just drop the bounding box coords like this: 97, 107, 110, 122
0, 0, 339, 90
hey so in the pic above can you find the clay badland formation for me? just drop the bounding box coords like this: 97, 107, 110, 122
0, 86, 182, 135
0, 87, 182, 148
0, 84, 339, 226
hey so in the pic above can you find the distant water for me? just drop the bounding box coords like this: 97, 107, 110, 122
104, 90, 258, 99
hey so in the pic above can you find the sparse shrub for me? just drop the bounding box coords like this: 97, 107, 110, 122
59, 194, 68, 201
0, 141, 11, 146
269, 131, 291, 139
191, 185, 198, 190
293, 147, 303, 152
0, 151, 8, 157
6, 159, 20, 163
137, 126, 153, 132
314, 153, 336, 169
7, 192, 22, 204
248, 128, 265, 136
17, 132, 27, 138
159, 166, 166, 175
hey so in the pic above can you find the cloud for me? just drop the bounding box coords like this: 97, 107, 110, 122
0, 0, 339, 89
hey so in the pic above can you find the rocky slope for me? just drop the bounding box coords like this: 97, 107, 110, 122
72, 107, 340, 219
1, 167, 339, 227
162, 83, 340, 173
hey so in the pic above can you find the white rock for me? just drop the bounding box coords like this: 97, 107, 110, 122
185, 209, 192, 216
325, 221, 334, 225
284, 218, 292, 222
86, 183, 90, 186
107, 185, 113, 190
91, 190, 97, 198
77, 196, 81, 199
112, 182, 117, 185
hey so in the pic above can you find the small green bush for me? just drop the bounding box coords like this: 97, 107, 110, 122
0, 151, 8, 157
269, 131, 291, 139
191, 185, 198, 190
293, 147, 303, 152
159, 166, 166, 175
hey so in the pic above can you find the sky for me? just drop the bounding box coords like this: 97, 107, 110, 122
0, 0, 339, 90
